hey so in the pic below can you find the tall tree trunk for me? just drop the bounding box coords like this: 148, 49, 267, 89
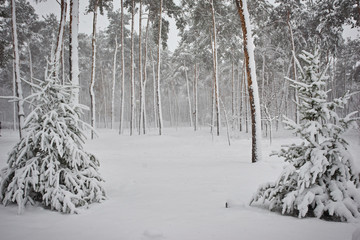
287, 12, 299, 124
119, 0, 125, 134
168, 90, 173, 127
156, 0, 164, 135
69, 0, 80, 104
27, 43, 33, 95
54, 0, 67, 79
130, 0, 135, 136
193, 62, 198, 131
231, 56, 235, 130
142, 16, 150, 134
138, 0, 144, 135
239, 62, 243, 131
101, 66, 108, 128
261, 53, 265, 130
210, 0, 220, 136
62, 37, 66, 84
11, 0, 24, 138
12, 61, 16, 131
236, 0, 262, 163
151, 51, 158, 128
90, 2, 98, 139
184, 61, 193, 127
111, 38, 118, 129
244, 68, 249, 133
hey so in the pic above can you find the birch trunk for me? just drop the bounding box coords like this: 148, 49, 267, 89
119, 0, 125, 134
130, 0, 135, 136
69, 0, 80, 104
236, 0, 262, 162
11, 0, 24, 138
90, 3, 98, 139
111, 38, 118, 129
156, 0, 164, 135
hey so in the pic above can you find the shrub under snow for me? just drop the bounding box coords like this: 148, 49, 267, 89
250, 50, 360, 222
0, 75, 106, 214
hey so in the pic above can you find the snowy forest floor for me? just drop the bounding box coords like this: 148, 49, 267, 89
0, 127, 359, 240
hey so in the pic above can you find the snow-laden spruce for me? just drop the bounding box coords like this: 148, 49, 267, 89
250, 50, 360, 222
0, 74, 106, 214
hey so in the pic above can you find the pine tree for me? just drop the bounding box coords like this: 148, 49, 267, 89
250, 50, 360, 222
0, 70, 106, 214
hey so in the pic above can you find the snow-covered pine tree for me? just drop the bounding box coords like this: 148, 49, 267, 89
250, 50, 360, 222
0, 68, 106, 214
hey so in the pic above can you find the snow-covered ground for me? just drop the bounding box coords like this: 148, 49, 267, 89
0, 127, 359, 240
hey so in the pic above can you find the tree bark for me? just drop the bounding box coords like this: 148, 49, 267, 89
231, 56, 235, 130
138, 0, 144, 135
130, 0, 135, 136
27, 43, 33, 96
151, 50, 158, 128
156, 0, 164, 135
235, 0, 262, 163
90, 2, 98, 139
184, 61, 193, 127
11, 0, 24, 138
287, 12, 299, 124
193, 62, 198, 131
111, 37, 118, 129
54, 0, 67, 79
142, 15, 150, 134
119, 0, 125, 134
69, 0, 80, 104
210, 0, 220, 136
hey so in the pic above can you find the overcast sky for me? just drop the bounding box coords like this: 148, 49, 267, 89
32, 1, 359, 52
32, 1, 180, 52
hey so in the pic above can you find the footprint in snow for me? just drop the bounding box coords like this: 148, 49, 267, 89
142, 230, 165, 240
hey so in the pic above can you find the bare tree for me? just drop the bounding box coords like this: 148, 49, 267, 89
119, 0, 125, 134
183, 62, 193, 127
69, 0, 80, 104
130, 0, 135, 136
90, 0, 99, 139
54, 0, 67, 78
156, 0, 164, 135
11, 0, 25, 138
209, 0, 220, 136
235, 0, 262, 163
111, 37, 118, 129
138, 0, 144, 135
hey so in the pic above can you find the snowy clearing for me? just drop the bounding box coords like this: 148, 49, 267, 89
0, 127, 359, 240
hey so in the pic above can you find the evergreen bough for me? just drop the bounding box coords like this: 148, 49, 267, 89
250, 50, 360, 222
0, 74, 106, 214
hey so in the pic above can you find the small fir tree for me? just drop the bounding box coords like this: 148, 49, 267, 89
0, 71, 106, 214
250, 50, 360, 222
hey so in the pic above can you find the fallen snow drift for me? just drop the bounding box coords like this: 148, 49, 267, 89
0, 128, 359, 240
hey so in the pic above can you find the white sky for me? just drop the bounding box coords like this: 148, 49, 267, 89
32, 1, 359, 52
32, 1, 180, 52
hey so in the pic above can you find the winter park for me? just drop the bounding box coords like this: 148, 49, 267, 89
0, 0, 360, 240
